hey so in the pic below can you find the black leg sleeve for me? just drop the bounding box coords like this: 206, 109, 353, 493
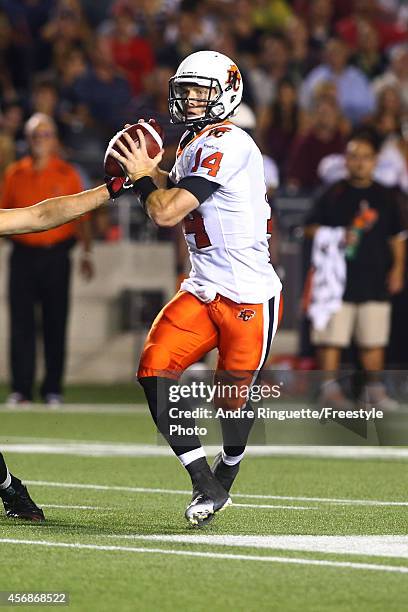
139, 376, 203, 457
0, 453, 8, 483
219, 401, 256, 457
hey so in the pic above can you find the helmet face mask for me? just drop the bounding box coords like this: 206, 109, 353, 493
168, 51, 243, 129
169, 76, 224, 127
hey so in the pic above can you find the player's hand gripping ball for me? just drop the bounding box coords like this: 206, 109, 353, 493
104, 119, 164, 177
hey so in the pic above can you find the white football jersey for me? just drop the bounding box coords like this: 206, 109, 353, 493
169, 121, 282, 304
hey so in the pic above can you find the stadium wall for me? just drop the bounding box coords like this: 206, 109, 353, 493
0, 242, 175, 383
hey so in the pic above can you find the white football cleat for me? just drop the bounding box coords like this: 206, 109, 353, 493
185, 472, 232, 527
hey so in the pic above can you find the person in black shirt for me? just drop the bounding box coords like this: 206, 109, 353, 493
305, 131, 406, 409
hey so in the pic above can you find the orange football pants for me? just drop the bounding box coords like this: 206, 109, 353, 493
138, 291, 280, 405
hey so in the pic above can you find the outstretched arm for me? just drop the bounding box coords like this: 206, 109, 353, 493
0, 184, 110, 236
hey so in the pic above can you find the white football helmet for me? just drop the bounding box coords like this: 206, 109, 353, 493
168, 50, 244, 128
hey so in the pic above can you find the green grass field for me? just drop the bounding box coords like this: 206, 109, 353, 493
1, 397, 408, 612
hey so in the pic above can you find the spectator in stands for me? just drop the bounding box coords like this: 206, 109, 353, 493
1, 113, 94, 406
71, 35, 133, 138
299, 37, 376, 124
29, 78, 64, 138
177, 1, 219, 49
130, 65, 185, 170
57, 46, 89, 92
249, 34, 291, 110
350, 19, 387, 79
286, 96, 346, 192
107, 3, 155, 96
227, 0, 263, 59
56, 47, 89, 135
106, 0, 176, 38
252, 0, 293, 33
309, 80, 353, 136
371, 109, 401, 142
305, 130, 406, 410
157, 7, 209, 70
368, 114, 408, 193
259, 77, 305, 181
0, 9, 16, 102
284, 16, 316, 81
303, 0, 333, 65
0, 101, 25, 157
318, 113, 408, 193
306, 0, 334, 50
318, 80, 406, 190
41, 0, 92, 75
294, 0, 337, 68
335, 0, 407, 52
0, 132, 15, 198
80, 0, 113, 28
375, 83, 404, 121
53, 46, 106, 172
293, 0, 353, 23
2, 0, 54, 90
373, 44, 408, 113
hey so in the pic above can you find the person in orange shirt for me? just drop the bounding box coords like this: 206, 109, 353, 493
1, 112, 96, 406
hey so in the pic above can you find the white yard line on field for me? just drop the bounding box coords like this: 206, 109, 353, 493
40, 504, 112, 510
103, 534, 408, 560
0, 538, 407, 573
25, 480, 408, 508
2, 441, 408, 460
0, 404, 146, 414
0, 443, 168, 457
1, 443, 170, 457
233, 503, 315, 510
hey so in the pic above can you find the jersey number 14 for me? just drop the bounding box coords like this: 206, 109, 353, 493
183, 147, 222, 247
191, 148, 223, 177
184, 148, 273, 248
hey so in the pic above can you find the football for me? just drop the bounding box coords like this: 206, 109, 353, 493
104, 119, 164, 177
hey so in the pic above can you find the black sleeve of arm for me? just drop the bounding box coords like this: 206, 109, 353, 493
177, 176, 220, 205
388, 188, 407, 237
305, 190, 329, 226
167, 176, 175, 189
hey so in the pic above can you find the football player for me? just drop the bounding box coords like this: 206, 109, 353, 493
0, 175, 143, 238
110, 51, 282, 526
0, 452, 45, 521
0, 146, 146, 521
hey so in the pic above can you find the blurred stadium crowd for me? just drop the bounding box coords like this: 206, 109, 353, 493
0, 0, 408, 380
1, 0, 407, 196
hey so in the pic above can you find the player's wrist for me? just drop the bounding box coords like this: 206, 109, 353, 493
128, 169, 154, 183
132, 176, 158, 211
151, 167, 167, 187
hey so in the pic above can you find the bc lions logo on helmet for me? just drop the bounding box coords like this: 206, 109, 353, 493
226, 64, 241, 92
237, 308, 256, 322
